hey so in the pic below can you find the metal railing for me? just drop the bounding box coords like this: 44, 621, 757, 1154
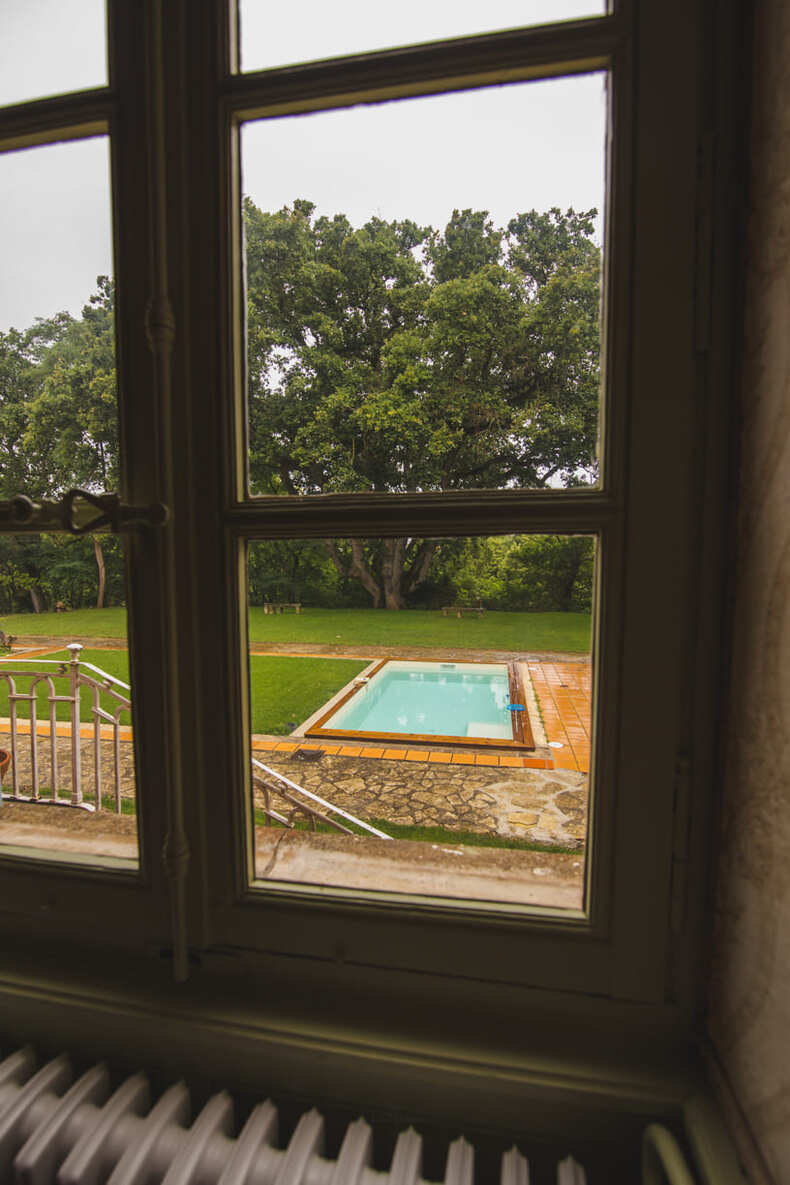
0, 643, 131, 812
252, 757, 391, 839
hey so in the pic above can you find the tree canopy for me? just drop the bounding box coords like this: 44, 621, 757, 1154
245, 200, 600, 605
1, 202, 601, 612
0, 279, 122, 612
245, 201, 601, 499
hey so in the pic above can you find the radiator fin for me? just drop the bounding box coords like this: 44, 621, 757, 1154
217, 1101, 278, 1185
14, 1063, 110, 1185
501, 1146, 529, 1185
0, 1048, 587, 1185
389, 1128, 422, 1185
329, 1116, 371, 1185
57, 1071, 150, 1185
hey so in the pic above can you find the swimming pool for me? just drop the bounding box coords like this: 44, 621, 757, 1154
306, 659, 534, 749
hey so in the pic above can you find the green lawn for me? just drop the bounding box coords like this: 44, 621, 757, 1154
251, 814, 579, 853
0, 648, 365, 736
2, 608, 128, 638
248, 607, 591, 651
247, 655, 366, 734
2, 605, 591, 653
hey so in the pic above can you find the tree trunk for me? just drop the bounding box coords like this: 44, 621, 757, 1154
94, 536, 106, 609
347, 540, 383, 607
325, 537, 440, 609
29, 585, 42, 614
324, 539, 383, 608
405, 539, 439, 597
381, 538, 406, 610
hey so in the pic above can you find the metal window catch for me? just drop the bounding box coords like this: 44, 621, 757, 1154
6, 490, 169, 535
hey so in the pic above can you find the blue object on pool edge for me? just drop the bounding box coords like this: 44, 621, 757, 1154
507, 703, 525, 711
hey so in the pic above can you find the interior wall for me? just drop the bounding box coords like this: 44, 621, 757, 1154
706, 1, 790, 1182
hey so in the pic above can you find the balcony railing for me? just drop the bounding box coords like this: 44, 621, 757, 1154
0, 643, 130, 812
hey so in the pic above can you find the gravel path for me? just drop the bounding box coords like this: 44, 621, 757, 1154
11, 636, 589, 664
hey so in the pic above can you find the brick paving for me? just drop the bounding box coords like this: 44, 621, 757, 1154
526, 660, 591, 773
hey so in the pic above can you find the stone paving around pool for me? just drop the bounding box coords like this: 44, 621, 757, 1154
255, 749, 587, 848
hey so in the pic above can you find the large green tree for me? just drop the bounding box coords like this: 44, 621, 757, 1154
0, 312, 75, 501
0, 279, 122, 610
245, 201, 601, 607
22, 276, 119, 495
2, 207, 601, 613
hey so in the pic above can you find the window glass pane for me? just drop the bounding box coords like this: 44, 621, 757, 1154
0, 139, 137, 866
0, 139, 114, 337
0, 535, 137, 865
244, 534, 594, 910
239, 0, 606, 73
242, 75, 606, 496
0, 0, 107, 107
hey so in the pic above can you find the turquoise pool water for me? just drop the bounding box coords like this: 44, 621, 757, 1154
325, 660, 513, 740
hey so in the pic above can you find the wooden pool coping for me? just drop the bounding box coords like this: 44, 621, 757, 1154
305, 657, 536, 750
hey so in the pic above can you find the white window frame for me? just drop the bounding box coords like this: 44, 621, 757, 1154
0, 0, 734, 1026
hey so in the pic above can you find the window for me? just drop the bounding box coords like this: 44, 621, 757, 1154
0, 135, 140, 864
0, 0, 730, 1023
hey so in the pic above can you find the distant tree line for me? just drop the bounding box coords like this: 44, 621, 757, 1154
1, 202, 600, 614
247, 535, 594, 614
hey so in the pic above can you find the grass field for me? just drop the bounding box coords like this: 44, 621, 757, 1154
2, 606, 591, 652
248, 655, 366, 734
0, 649, 366, 736
2, 609, 129, 638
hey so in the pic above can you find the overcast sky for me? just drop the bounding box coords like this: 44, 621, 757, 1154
0, 1, 605, 333
239, 0, 604, 72
242, 73, 605, 241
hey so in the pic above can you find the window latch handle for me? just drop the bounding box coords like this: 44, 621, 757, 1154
4, 490, 169, 535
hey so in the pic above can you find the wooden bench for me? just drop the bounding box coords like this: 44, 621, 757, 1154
263, 602, 302, 615
441, 605, 484, 619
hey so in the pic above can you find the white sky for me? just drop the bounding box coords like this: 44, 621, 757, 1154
0, 138, 113, 334
0, 1, 606, 333
0, 0, 107, 107
239, 0, 604, 72
242, 74, 606, 241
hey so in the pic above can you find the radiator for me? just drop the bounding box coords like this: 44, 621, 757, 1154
0, 1047, 588, 1185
